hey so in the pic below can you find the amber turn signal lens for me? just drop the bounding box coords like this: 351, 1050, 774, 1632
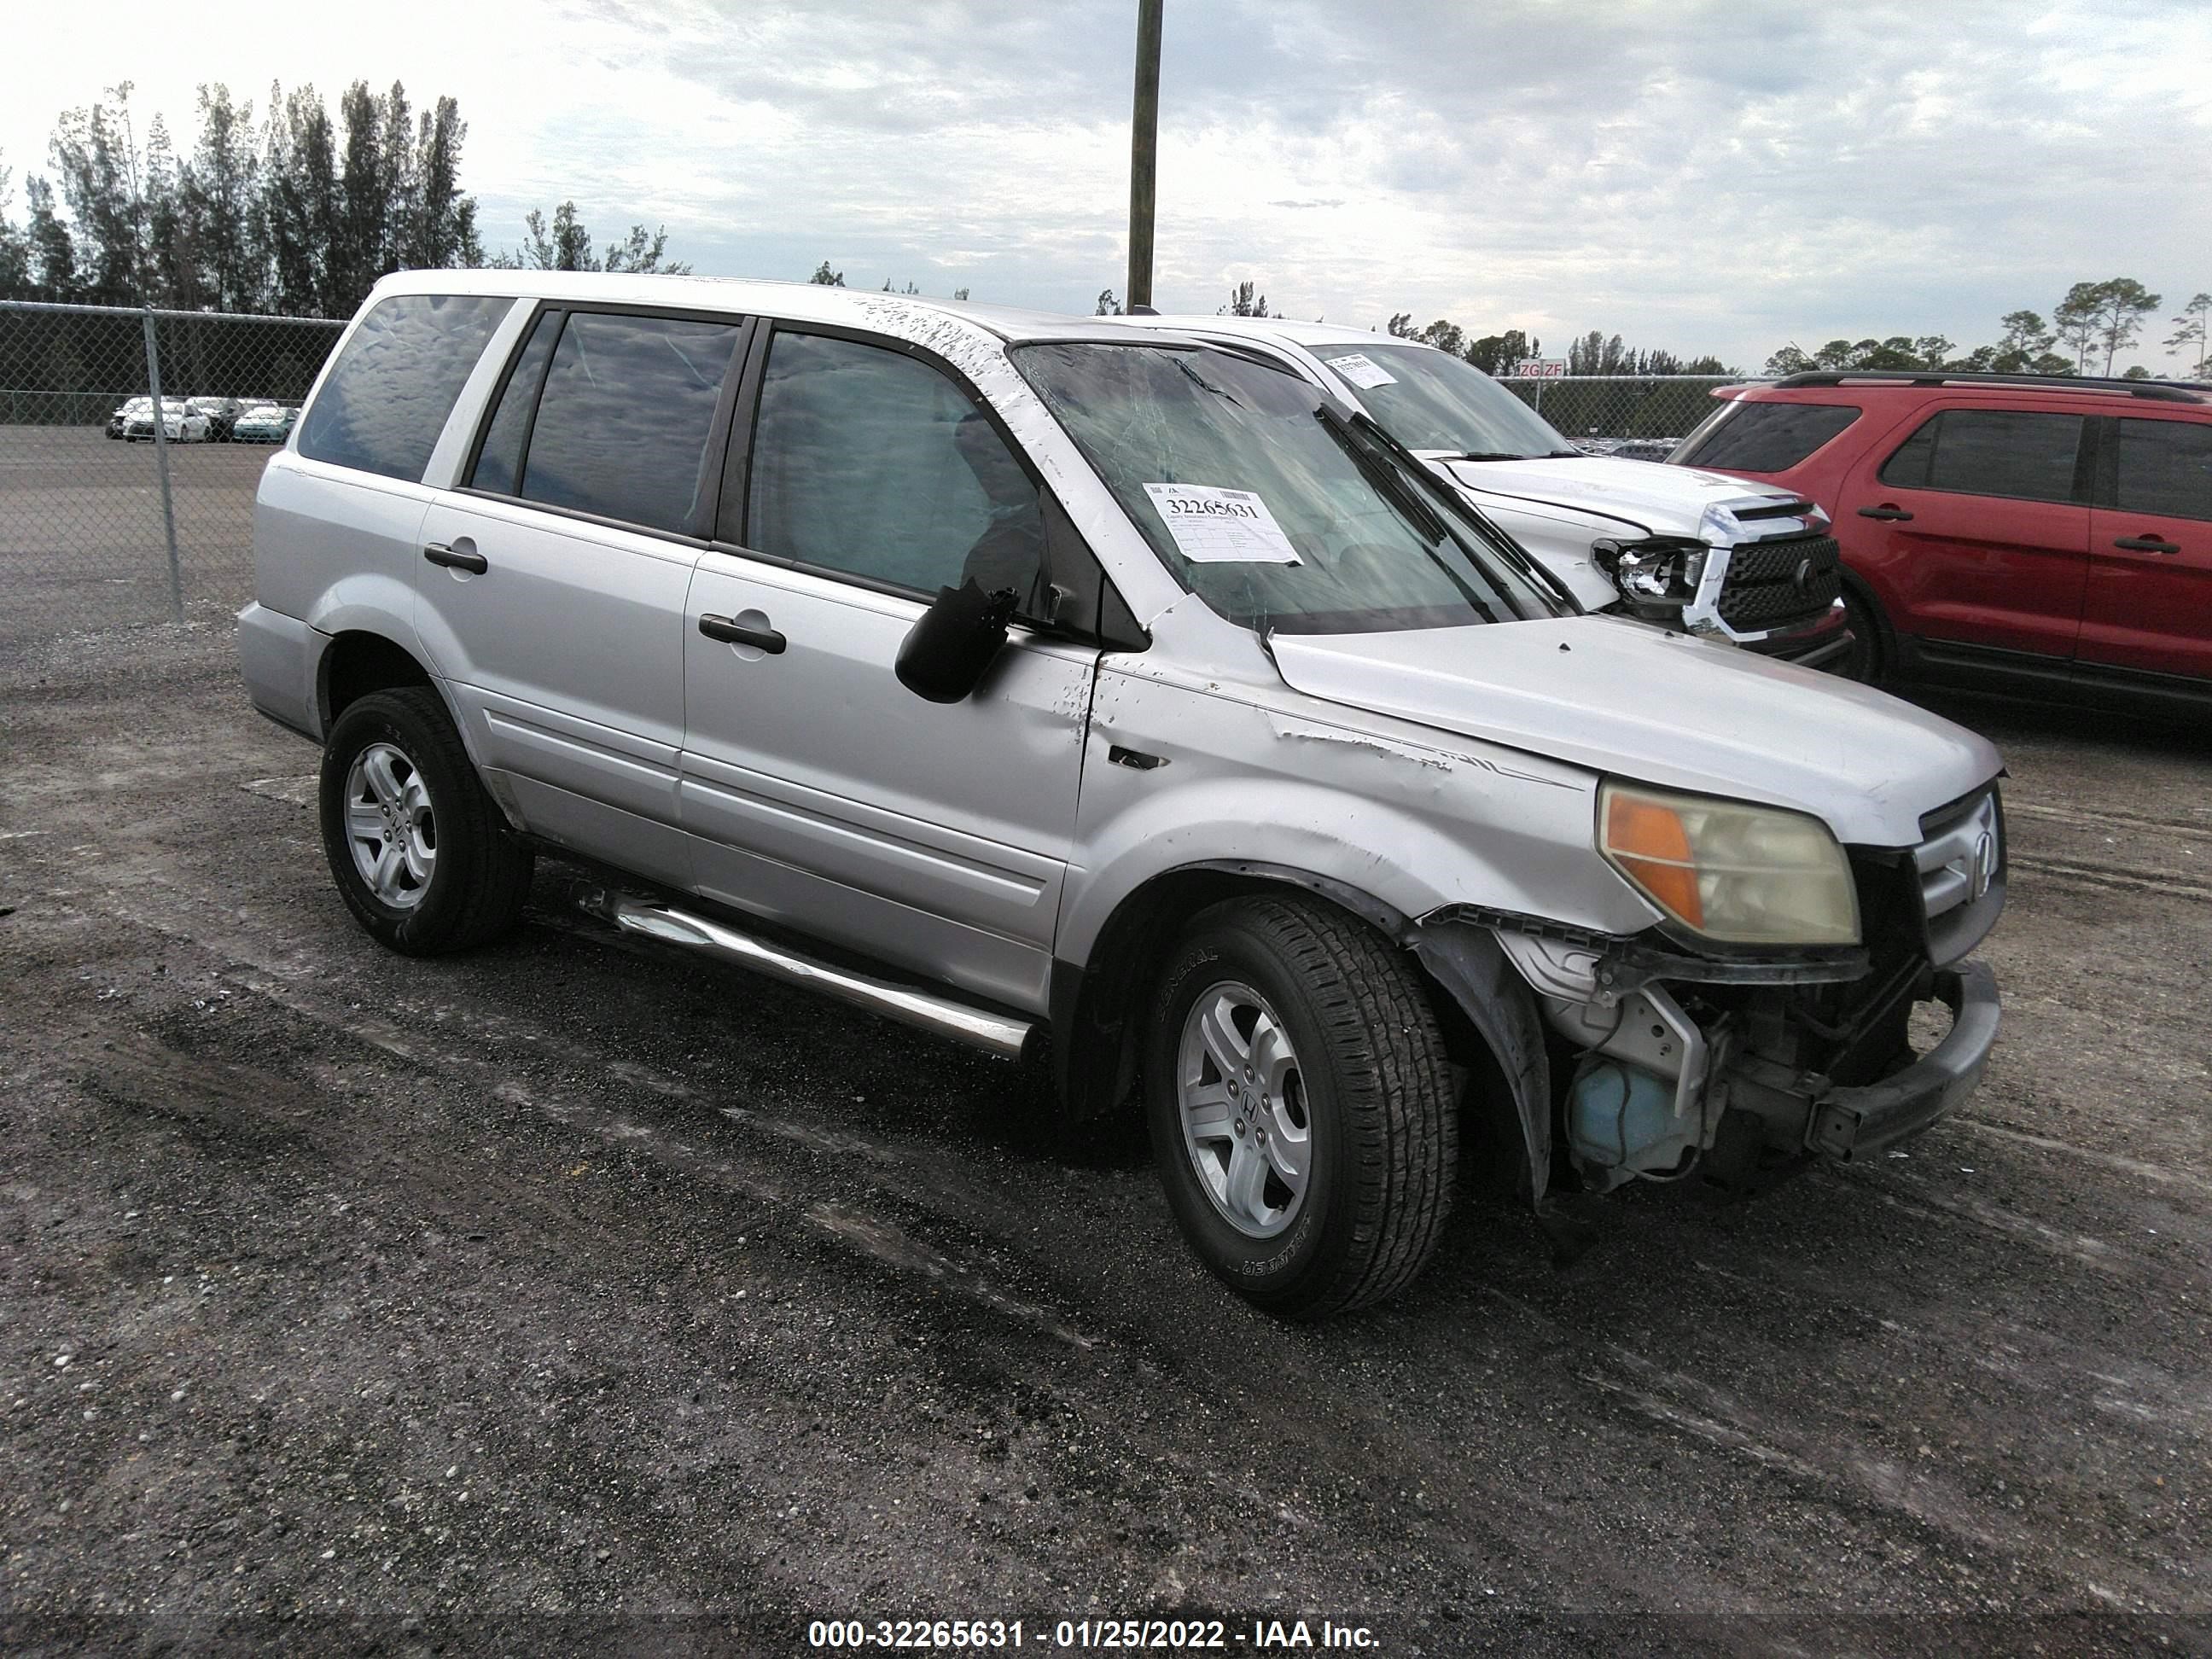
1602, 793, 1704, 929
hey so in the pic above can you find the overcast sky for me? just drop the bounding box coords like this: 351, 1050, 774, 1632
8, 1, 2209, 370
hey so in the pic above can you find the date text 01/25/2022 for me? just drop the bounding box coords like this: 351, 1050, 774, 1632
806, 1616, 1381, 1649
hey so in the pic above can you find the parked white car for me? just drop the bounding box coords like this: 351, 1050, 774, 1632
1107, 317, 1850, 668
124, 399, 212, 444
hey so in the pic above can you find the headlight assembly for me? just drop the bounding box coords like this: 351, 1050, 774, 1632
1592, 536, 1708, 615
1598, 781, 1860, 946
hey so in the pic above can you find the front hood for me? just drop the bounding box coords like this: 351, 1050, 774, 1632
1439, 454, 1805, 537
1268, 614, 2000, 847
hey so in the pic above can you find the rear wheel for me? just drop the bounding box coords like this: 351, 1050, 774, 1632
1144, 894, 1457, 1318
318, 687, 533, 955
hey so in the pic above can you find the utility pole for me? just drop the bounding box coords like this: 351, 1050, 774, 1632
1126, 0, 1163, 312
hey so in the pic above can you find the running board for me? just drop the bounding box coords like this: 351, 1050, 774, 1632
573, 888, 1036, 1062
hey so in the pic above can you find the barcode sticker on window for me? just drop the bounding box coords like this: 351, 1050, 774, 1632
1324, 352, 1397, 389
1142, 484, 1302, 564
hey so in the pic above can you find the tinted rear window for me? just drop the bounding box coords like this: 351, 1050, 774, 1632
1676, 400, 1860, 471
469, 308, 561, 497
480, 311, 743, 536
2115, 417, 2212, 521
1878, 410, 2085, 504
297, 294, 509, 482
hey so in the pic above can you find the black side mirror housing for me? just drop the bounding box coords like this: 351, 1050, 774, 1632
896, 579, 1018, 703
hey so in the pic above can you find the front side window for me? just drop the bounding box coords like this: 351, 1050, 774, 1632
1675, 400, 1861, 472
2115, 417, 2212, 521
743, 329, 1045, 604
298, 294, 509, 482
508, 311, 743, 536
1016, 342, 1559, 635
1877, 409, 2085, 504
1313, 343, 1576, 459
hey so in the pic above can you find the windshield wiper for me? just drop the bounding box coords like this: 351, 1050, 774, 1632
1344, 409, 1584, 614
1440, 450, 1534, 462
1314, 403, 1447, 543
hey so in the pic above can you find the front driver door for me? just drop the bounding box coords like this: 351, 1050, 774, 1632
678, 324, 1095, 1016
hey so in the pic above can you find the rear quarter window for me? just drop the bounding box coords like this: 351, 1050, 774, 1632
297, 294, 511, 482
1676, 400, 1861, 472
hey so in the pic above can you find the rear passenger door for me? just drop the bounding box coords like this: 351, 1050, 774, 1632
2080, 414, 2212, 681
678, 324, 1095, 1016
1846, 405, 2091, 662
415, 305, 748, 887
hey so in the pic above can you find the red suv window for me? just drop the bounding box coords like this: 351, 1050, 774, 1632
1877, 409, 2085, 503
2115, 418, 2212, 521
1677, 401, 1860, 472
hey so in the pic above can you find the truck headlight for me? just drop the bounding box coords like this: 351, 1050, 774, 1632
1592, 536, 1707, 614
1598, 782, 1860, 946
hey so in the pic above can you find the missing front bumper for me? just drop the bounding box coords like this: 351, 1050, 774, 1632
1802, 961, 2000, 1159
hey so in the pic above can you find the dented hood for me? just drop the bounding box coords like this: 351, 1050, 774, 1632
1440, 454, 1802, 536
1267, 615, 2000, 847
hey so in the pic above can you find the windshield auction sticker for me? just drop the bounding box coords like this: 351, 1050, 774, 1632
1323, 352, 1397, 389
1142, 484, 1302, 564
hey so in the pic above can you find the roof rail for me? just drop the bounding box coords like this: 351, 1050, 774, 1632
1771, 370, 2210, 405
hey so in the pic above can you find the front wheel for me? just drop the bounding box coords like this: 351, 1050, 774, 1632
318, 687, 533, 955
1144, 895, 1458, 1318
1838, 584, 1889, 684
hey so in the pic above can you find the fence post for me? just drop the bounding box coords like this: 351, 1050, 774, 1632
141, 307, 184, 623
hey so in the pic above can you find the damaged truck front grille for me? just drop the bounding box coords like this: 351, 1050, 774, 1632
1714, 534, 1842, 632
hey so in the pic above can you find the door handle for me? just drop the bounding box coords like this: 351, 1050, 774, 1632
698, 614, 787, 654
2112, 534, 2182, 554
1857, 504, 1914, 522
423, 543, 488, 573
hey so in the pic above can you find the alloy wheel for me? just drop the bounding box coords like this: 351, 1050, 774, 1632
1176, 980, 1312, 1238
342, 741, 437, 909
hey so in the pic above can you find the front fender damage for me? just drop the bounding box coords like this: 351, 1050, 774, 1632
1405, 921, 1599, 1261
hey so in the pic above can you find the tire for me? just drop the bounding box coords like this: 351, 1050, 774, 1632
1144, 894, 1457, 1318
1838, 582, 1890, 685
317, 686, 533, 955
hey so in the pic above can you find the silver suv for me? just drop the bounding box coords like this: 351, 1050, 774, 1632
238, 273, 2005, 1318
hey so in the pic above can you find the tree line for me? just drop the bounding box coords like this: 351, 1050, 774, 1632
1765, 280, 2210, 381
0, 80, 686, 318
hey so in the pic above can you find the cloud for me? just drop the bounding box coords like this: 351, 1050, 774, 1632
8, 0, 2209, 369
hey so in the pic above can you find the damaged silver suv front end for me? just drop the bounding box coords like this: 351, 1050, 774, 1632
1441, 783, 2005, 1199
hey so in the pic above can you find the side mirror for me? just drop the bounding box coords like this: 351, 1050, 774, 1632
895, 579, 1018, 703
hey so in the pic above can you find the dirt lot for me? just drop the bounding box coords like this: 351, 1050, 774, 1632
1, 616, 2208, 1655
0, 428, 273, 644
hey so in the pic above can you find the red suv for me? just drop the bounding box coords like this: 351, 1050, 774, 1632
1672, 372, 2212, 708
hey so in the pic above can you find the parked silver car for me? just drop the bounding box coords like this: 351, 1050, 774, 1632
237, 273, 2005, 1317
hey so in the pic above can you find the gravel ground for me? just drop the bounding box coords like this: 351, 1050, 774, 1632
0, 619, 2207, 1656
0, 429, 271, 643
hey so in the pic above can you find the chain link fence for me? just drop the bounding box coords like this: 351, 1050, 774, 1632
2, 303, 1771, 651
0, 300, 344, 651
1496, 374, 1765, 458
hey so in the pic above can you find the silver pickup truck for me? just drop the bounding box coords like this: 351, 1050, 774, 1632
238, 273, 2005, 1318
